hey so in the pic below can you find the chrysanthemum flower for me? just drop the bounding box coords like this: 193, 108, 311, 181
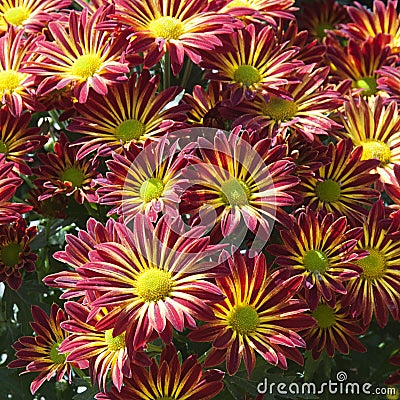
297, 0, 348, 40
96, 137, 187, 223
386, 350, 400, 385
26, 188, 68, 219
68, 70, 188, 159
338, 95, 400, 184
8, 303, 87, 394
95, 345, 224, 400
268, 209, 364, 310
342, 200, 400, 328
34, 133, 99, 204
44, 217, 121, 300
298, 139, 380, 225
180, 129, 299, 238
76, 215, 225, 353
59, 302, 149, 392
341, 0, 400, 54
377, 65, 400, 102
0, 217, 36, 290
110, 0, 238, 75
325, 34, 395, 97
0, 27, 41, 116
227, 64, 342, 141
0, 0, 70, 33
215, 0, 296, 26
301, 299, 366, 360
0, 109, 45, 174
24, 6, 130, 104
188, 251, 315, 376
202, 23, 303, 105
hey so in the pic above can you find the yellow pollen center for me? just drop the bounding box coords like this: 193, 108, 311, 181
104, 330, 126, 351
228, 304, 259, 335
262, 96, 298, 121
315, 179, 341, 203
315, 22, 334, 39
139, 178, 164, 203
356, 248, 386, 280
71, 54, 102, 79
220, 178, 251, 206
226, 0, 252, 8
135, 268, 173, 303
312, 303, 336, 328
61, 167, 85, 188
115, 119, 145, 142
233, 65, 261, 87
49, 342, 67, 365
0, 242, 21, 266
361, 140, 391, 166
303, 250, 329, 274
148, 16, 184, 40
3, 7, 30, 26
0, 70, 21, 93
355, 76, 378, 96
0, 140, 7, 153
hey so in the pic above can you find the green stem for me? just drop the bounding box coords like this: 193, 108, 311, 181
163, 51, 171, 90
73, 366, 87, 379
198, 348, 212, 364
180, 58, 193, 90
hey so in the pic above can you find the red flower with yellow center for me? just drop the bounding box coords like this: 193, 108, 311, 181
95, 345, 224, 400
68, 70, 188, 158
24, 6, 130, 103
75, 215, 225, 353
301, 299, 366, 360
268, 209, 364, 310
188, 251, 315, 376
342, 200, 400, 328
338, 95, 400, 184
8, 304, 87, 394
201, 23, 302, 105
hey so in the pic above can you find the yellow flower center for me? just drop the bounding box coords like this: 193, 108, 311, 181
71, 54, 102, 79
61, 167, 85, 188
0, 140, 7, 153
148, 16, 184, 40
228, 304, 259, 335
303, 250, 329, 274
0, 242, 21, 266
115, 119, 145, 142
315, 179, 341, 203
0, 70, 21, 93
49, 341, 67, 365
355, 76, 378, 96
226, 0, 252, 8
315, 22, 333, 39
135, 268, 173, 303
262, 96, 298, 121
3, 6, 30, 26
104, 329, 126, 351
220, 178, 251, 206
139, 178, 164, 203
156, 397, 175, 400
233, 65, 261, 87
356, 248, 386, 280
361, 140, 391, 166
312, 303, 336, 328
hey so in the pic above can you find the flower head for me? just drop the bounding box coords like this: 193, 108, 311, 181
188, 251, 315, 376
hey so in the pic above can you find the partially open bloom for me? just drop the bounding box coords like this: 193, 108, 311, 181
34, 133, 99, 204
299, 139, 380, 225
301, 299, 366, 360
342, 200, 400, 328
0, 217, 36, 290
268, 210, 364, 310
8, 304, 87, 394
338, 96, 400, 184
228, 64, 342, 141
24, 6, 130, 103
111, 0, 238, 74
68, 70, 188, 158
0, 109, 45, 174
76, 215, 224, 353
188, 251, 315, 376
180, 130, 299, 239
96, 345, 224, 400
26, 188, 67, 219
97, 137, 187, 223
202, 24, 302, 105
